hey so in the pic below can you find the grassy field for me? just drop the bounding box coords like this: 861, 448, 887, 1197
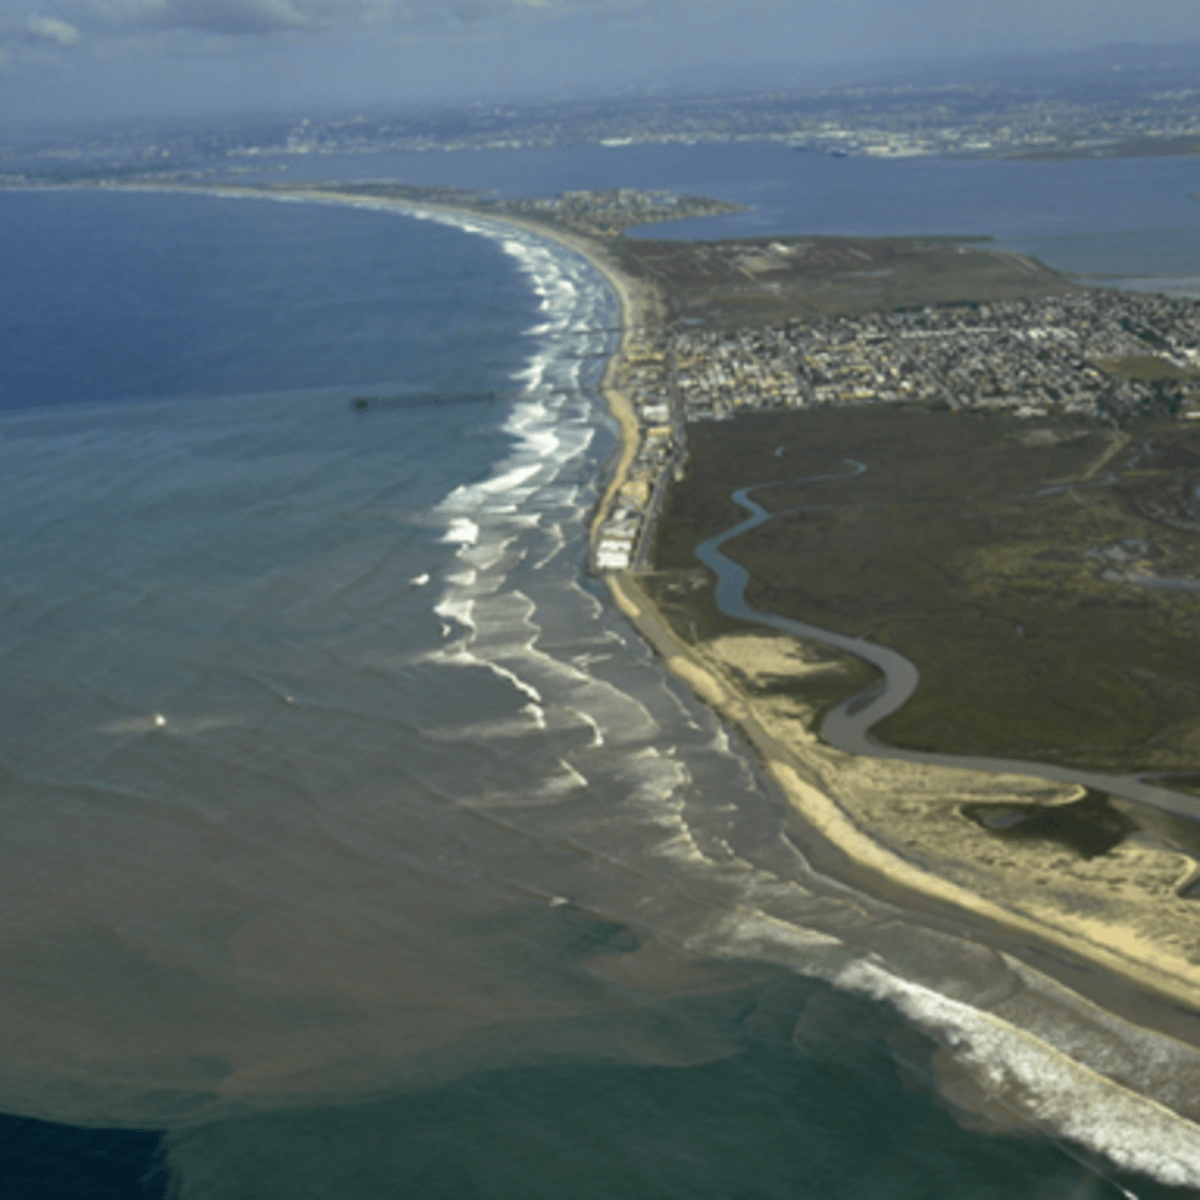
1097, 355, 1200, 383
615, 236, 1076, 329
654, 405, 1200, 773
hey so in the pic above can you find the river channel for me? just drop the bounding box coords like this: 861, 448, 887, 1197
694, 462, 1200, 825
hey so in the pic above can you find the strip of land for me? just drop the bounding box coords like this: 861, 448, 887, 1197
524, 211, 1200, 1059
462, 198, 1200, 1031
607, 566, 1200, 1022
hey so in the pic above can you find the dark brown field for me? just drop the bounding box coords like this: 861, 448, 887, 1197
616, 236, 1077, 328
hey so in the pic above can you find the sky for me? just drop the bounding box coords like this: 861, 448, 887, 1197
1, 0, 1199, 124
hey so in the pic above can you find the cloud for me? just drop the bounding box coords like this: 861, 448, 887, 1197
1, 0, 568, 45
4, 0, 1200, 54
154, 0, 316, 34
3, 0, 1200, 112
26, 12, 81, 41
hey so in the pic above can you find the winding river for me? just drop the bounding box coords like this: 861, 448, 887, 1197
694, 461, 1200, 825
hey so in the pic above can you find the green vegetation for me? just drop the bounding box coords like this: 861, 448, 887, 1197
654, 405, 1200, 772
640, 568, 880, 731
1149, 774, 1200, 800
638, 569, 748, 644
961, 790, 1137, 859
1097, 356, 1199, 383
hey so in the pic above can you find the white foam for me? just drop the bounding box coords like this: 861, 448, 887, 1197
482, 660, 542, 705
441, 517, 479, 546
477, 462, 544, 495
448, 753, 595, 810
553, 759, 589, 791
567, 707, 605, 748
703, 911, 844, 961
98, 714, 239, 735
530, 522, 566, 571
834, 957, 1200, 1187
183, 184, 1200, 1167
433, 596, 476, 636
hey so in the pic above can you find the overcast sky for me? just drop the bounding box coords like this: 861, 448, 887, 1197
1, 0, 1198, 125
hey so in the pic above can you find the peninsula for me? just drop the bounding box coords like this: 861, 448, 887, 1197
461, 189, 1200, 1141
568, 209, 1200, 1160
305, 175, 1200, 1049
575, 217, 1200, 1010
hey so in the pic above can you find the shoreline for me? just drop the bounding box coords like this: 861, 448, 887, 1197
91, 179, 1200, 1006
56, 180, 653, 545
45, 180, 1200, 1158
605, 568, 1200, 1178
517, 200, 1200, 1158
513, 203, 1200, 1029
605, 569, 1200, 1016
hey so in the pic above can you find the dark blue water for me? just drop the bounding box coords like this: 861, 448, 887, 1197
0, 189, 535, 409
3, 173, 1200, 1199
0, 1114, 165, 1199
160, 1037, 1159, 1200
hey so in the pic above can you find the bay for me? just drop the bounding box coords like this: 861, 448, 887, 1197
228, 140, 1200, 287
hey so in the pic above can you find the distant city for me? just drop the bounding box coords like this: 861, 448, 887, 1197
9, 62, 1200, 583
4, 53, 1200, 178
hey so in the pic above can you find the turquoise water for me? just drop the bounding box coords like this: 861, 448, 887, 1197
0, 176, 1197, 1198
163, 1017, 1123, 1200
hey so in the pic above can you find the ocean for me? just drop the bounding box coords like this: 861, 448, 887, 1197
2, 147, 1200, 1198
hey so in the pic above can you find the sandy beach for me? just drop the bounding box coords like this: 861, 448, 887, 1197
605, 565, 1200, 993
398, 190, 1200, 1028
493, 204, 1200, 1091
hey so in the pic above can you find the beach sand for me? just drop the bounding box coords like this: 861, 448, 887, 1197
607, 564, 1200, 1022
454, 202, 1200, 1034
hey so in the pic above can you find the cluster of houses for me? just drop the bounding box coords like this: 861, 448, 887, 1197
673, 291, 1200, 421
592, 289, 1200, 572
594, 343, 678, 571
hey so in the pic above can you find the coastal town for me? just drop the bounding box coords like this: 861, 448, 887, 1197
12, 13, 1200, 1190
593, 287, 1200, 571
